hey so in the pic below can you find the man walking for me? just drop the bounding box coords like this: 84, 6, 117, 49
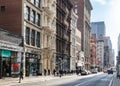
19, 70, 23, 83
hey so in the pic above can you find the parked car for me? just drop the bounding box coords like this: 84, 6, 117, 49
81, 69, 88, 75
91, 68, 97, 74
103, 68, 108, 73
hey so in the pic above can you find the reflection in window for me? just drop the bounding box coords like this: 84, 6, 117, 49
36, 0, 41, 8
31, 10, 36, 24
36, 32, 40, 47
31, 29, 35, 46
25, 6, 30, 21
36, 13, 40, 26
75, 8, 78, 14
25, 27, 30, 45
31, 0, 35, 4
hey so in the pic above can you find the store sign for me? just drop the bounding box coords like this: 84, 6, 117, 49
0, 42, 23, 52
2, 50, 11, 57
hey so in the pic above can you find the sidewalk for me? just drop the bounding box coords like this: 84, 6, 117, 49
110, 73, 120, 86
0, 72, 103, 86
0, 74, 77, 86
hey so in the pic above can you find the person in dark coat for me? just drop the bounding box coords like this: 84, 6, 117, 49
53, 69, 56, 76
44, 69, 47, 76
48, 69, 50, 75
59, 70, 63, 77
76, 69, 79, 75
19, 70, 23, 83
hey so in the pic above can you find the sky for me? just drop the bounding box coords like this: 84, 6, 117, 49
90, 0, 120, 57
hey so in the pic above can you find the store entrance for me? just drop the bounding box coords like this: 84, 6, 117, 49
26, 58, 37, 76
2, 57, 11, 77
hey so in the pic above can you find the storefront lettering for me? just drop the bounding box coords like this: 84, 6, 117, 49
0, 42, 23, 51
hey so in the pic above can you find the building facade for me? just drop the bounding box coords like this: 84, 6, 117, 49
76, 29, 84, 70
96, 39, 104, 71
91, 21, 106, 70
90, 35, 97, 68
91, 21, 106, 37
71, 0, 93, 70
117, 34, 120, 66
104, 36, 113, 68
0, 28, 23, 79
42, 0, 56, 75
56, 0, 72, 72
70, 9, 78, 70
0, 0, 43, 77
118, 34, 120, 55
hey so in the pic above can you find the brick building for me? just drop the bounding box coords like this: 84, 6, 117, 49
71, 0, 93, 70
0, 0, 43, 77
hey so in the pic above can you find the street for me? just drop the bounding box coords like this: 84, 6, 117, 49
11, 73, 114, 86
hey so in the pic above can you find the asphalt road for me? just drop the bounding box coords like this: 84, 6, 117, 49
12, 73, 114, 86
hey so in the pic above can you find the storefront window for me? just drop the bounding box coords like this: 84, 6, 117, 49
25, 53, 40, 76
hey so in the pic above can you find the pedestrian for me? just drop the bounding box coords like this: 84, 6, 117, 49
65, 70, 67, 75
48, 69, 50, 75
44, 69, 47, 76
53, 69, 56, 76
19, 70, 23, 83
59, 70, 63, 77
76, 69, 79, 75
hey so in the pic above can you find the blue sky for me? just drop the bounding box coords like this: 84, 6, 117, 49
90, 0, 120, 57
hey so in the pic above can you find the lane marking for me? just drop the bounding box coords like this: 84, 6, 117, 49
109, 74, 115, 86
74, 74, 107, 86
108, 77, 113, 86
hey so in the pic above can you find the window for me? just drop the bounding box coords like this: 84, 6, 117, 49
25, 27, 30, 45
75, 8, 78, 14
56, 39, 59, 52
25, 6, 30, 21
31, 29, 35, 46
0, 6, 5, 12
36, 13, 40, 26
72, 47, 75, 56
36, 32, 40, 47
31, 0, 35, 4
36, 0, 41, 8
75, 4, 78, 8
31, 10, 36, 24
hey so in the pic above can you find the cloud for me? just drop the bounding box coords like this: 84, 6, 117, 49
94, 0, 107, 5
107, 0, 120, 33
106, 0, 120, 55
90, 0, 120, 56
